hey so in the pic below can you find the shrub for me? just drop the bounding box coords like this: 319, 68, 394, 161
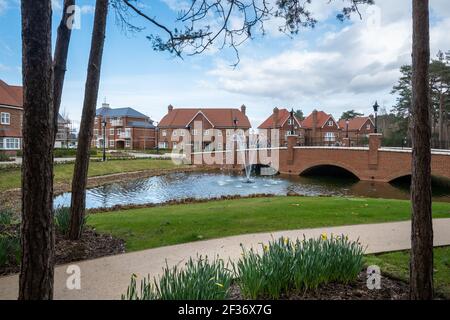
122, 256, 233, 300
0, 232, 21, 267
0, 153, 12, 162
234, 235, 364, 299
0, 209, 14, 226
54, 206, 87, 236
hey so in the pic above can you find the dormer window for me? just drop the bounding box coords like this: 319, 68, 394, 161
327, 120, 334, 127
366, 124, 371, 130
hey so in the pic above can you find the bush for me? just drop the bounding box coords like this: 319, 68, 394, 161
234, 235, 364, 299
122, 256, 233, 300
0, 209, 14, 226
0, 153, 12, 162
53, 148, 97, 158
54, 206, 87, 236
0, 233, 21, 267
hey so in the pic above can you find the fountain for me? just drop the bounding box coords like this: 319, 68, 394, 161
234, 133, 255, 183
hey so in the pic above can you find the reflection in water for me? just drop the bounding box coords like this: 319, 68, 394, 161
53, 172, 450, 209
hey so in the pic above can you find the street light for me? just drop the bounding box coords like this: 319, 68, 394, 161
345, 119, 349, 138
290, 109, 295, 135
373, 101, 379, 134
102, 117, 107, 162
154, 121, 159, 154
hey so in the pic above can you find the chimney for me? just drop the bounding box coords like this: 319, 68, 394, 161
240, 104, 246, 115
168, 104, 174, 113
273, 107, 279, 129
312, 109, 318, 138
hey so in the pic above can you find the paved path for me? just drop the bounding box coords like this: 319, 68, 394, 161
1, 219, 450, 300
0, 157, 76, 166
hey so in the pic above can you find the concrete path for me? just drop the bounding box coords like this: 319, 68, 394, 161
1, 219, 450, 300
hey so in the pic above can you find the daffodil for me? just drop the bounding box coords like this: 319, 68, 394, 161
321, 232, 327, 240
284, 237, 289, 245
264, 245, 269, 252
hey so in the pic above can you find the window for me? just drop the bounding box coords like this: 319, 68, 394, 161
173, 142, 178, 149
117, 128, 122, 135
324, 132, 335, 142
366, 124, 371, 130
192, 129, 198, 136
94, 118, 98, 124
1, 112, 10, 125
1, 138, 21, 150
217, 130, 222, 136
180, 130, 185, 136
286, 130, 295, 136
94, 129, 99, 136
110, 128, 114, 135
327, 120, 334, 127
109, 140, 115, 147
217, 142, 222, 150
162, 130, 167, 137
288, 119, 294, 125
204, 129, 209, 136
173, 130, 177, 136
125, 140, 131, 147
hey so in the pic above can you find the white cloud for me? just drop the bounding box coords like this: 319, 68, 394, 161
204, 0, 450, 120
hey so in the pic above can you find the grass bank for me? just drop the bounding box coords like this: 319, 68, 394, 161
87, 196, 450, 252
0, 159, 179, 191
365, 247, 450, 298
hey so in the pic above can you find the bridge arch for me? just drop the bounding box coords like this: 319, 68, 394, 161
298, 161, 361, 180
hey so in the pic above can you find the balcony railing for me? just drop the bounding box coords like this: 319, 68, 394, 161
118, 132, 132, 139
110, 119, 123, 126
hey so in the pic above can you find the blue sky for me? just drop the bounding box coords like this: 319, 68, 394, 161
1, 0, 449, 129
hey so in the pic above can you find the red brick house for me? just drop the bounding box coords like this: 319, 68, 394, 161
0, 80, 23, 155
302, 110, 341, 146
338, 116, 375, 145
157, 105, 251, 151
93, 103, 156, 150
258, 108, 305, 147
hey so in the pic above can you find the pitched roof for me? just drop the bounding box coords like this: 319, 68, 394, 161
258, 109, 301, 129
0, 80, 23, 108
128, 121, 155, 129
96, 107, 148, 119
301, 110, 335, 129
158, 108, 251, 129
338, 117, 373, 131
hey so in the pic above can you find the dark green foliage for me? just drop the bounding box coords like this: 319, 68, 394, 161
122, 256, 233, 300
55, 206, 86, 236
341, 110, 364, 120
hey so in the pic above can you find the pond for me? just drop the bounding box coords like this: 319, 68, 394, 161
53, 171, 450, 209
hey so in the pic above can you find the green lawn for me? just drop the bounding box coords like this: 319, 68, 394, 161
0, 159, 180, 191
88, 196, 450, 252
365, 247, 450, 298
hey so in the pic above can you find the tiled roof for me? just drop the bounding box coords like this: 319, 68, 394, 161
96, 107, 149, 119
128, 121, 155, 129
0, 80, 23, 108
158, 108, 251, 129
338, 117, 373, 131
258, 109, 301, 129
301, 110, 334, 129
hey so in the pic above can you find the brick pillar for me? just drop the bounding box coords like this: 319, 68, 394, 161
287, 135, 296, 165
368, 133, 382, 166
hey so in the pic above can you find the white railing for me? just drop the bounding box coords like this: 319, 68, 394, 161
119, 132, 131, 139
110, 119, 123, 126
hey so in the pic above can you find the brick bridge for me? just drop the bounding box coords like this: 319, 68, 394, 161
190, 134, 450, 182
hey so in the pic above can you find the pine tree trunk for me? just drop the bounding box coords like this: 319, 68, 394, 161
53, 0, 75, 142
19, 0, 55, 300
410, 0, 433, 300
69, 0, 109, 240
438, 91, 444, 147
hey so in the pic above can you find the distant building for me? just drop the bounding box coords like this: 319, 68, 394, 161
302, 110, 341, 146
55, 114, 73, 148
93, 103, 156, 150
258, 108, 305, 147
157, 104, 251, 150
338, 117, 375, 145
0, 80, 22, 155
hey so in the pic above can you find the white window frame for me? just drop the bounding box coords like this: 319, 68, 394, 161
1, 112, 11, 125
162, 130, 167, 137
366, 124, 371, 130
324, 132, 335, 142
217, 130, 222, 136
125, 140, 131, 148
94, 129, 99, 136
109, 140, 115, 147
192, 129, 198, 136
204, 129, 209, 136
327, 120, 334, 127
109, 128, 114, 136
1, 138, 21, 150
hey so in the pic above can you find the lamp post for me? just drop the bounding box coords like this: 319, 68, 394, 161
290, 109, 295, 135
102, 118, 107, 162
155, 121, 159, 154
373, 101, 379, 134
345, 119, 349, 138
